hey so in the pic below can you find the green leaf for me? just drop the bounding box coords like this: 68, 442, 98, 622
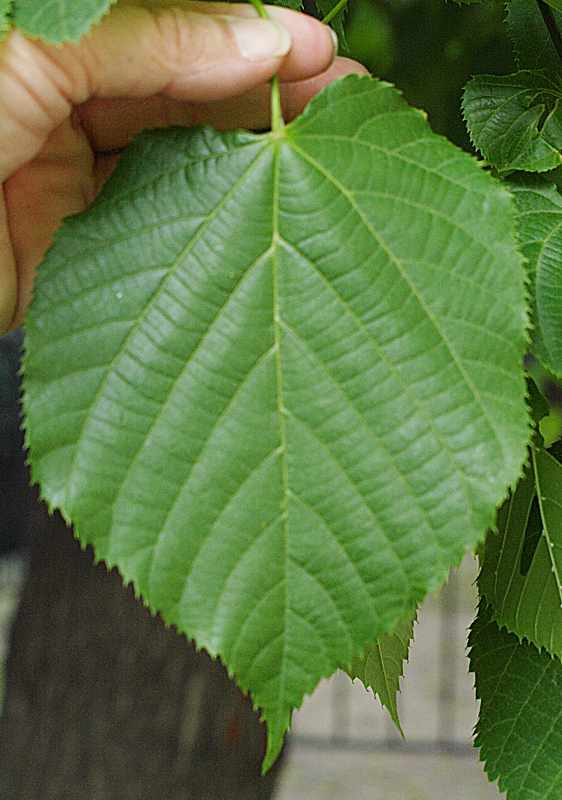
347, 612, 415, 734
509, 176, 562, 375
480, 447, 562, 659
463, 70, 562, 174
22, 75, 530, 768
12, 0, 114, 42
470, 603, 562, 800
0, 0, 12, 37
507, 0, 562, 76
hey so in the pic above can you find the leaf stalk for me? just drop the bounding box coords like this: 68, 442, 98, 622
249, 0, 284, 133
321, 0, 350, 26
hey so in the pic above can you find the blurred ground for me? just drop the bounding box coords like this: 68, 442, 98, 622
277, 749, 498, 800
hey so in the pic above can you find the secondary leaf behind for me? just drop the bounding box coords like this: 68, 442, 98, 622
470, 603, 562, 800
509, 176, 562, 376
348, 612, 415, 733
480, 447, 562, 659
463, 70, 562, 174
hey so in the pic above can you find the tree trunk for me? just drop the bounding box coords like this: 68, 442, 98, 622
0, 509, 285, 799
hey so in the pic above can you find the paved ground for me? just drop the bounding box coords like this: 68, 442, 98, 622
0, 556, 503, 799
277, 749, 498, 800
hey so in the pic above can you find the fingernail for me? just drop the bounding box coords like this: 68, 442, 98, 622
328, 27, 338, 58
226, 17, 292, 61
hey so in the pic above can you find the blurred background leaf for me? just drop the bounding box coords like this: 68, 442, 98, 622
322, 0, 514, 147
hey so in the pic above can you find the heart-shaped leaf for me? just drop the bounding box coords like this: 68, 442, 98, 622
23, 76, 529, 766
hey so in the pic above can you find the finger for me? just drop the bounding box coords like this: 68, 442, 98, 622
3, 56, 367, 332
118, 0, 337, 84
4, 117, 95, 330
282, 57, 370, 121
0, 3, 336, 180
79, 58, 369, 151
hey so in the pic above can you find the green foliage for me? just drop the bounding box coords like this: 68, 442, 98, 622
11, 0, 114, 42
23, 74, 530, 766
372, 0, 512, 149
470, 603, 562, 800
507, 0, 562, 75
509, 177, 562, 375
480, 447, 562, 658
0, 0, 12, 37
348, 612, 415, 734
345, 0, 394, 74
463, 71, 562, 174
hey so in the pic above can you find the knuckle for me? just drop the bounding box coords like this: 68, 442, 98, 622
0, 32, 87, 129
0, 36, 66, 157
148, 7, 212, 80
0, 31, 93, 179
150, 8, 194, 71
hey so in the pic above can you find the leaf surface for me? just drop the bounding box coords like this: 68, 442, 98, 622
509, 176, 562, 375
470, 603, 562, 800
12, 0, 114, 42
348, 613, 414, 733
480, 448, 562, 658
23, 75, 529, 767
463, 71, 562, 174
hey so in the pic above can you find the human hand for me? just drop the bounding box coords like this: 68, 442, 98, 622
0, 0, 367, 333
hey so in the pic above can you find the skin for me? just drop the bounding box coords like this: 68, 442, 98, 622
0, 0, 368, 334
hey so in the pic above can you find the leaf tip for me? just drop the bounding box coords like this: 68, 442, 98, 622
261, 711, 291, 774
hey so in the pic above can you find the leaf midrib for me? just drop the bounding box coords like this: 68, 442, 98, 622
271, 136, 291, 747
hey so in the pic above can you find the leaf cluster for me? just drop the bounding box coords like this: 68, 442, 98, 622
461, 4, 562, 796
